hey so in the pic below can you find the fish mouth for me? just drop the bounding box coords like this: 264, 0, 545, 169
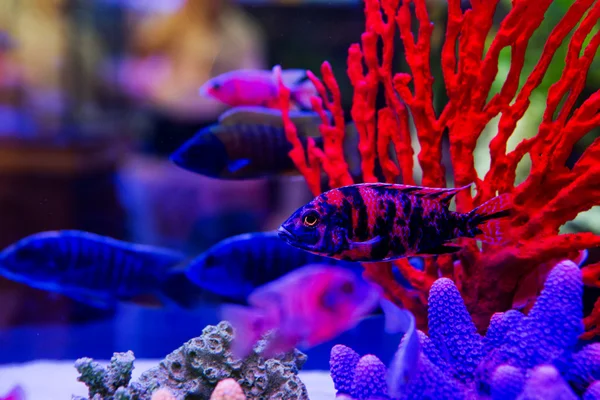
277, 226, 296, 243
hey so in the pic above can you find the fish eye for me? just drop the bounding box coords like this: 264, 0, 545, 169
302, 212, 319, 228
204, 254, 217, 267
212, 82, 221, 90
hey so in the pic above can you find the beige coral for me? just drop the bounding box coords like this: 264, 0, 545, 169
209, 378, 246, 400
151, 388, 177, 400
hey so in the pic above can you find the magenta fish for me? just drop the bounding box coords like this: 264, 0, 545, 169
278, 183, 512, 262
221, 264, 382, 359
199, 69, 316, 110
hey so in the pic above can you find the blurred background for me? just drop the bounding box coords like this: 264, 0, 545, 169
0, 0, 598, 372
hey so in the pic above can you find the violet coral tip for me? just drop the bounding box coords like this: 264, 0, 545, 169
405, 353, 463, 400
525, 260, 584, 359
484, 310, 524, 355
350, 355, 389, 400
151, 388, 178, 400
519, 365, 578, 400
564, 343, 600, 393
416, 330, 453, 378
584, 381, 600, 400
490, 365, 525, 400
330, 344, 361, 395
209, 378, 246, 400
428, 277, 483, 382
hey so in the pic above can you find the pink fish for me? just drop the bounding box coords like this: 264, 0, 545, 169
221, 264, 382, 359
1, 386, 25, 400
199, 69, 317, 110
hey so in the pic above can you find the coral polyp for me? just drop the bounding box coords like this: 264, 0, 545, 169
330, 260, 599, 399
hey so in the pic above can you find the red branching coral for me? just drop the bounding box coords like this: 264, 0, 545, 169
275, 0, 600, 338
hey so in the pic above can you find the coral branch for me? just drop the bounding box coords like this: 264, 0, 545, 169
281, 0, 600, 334
273, 65, 323, 195
583, 297, 600, 340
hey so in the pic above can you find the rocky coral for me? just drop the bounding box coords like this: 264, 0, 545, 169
330, 260, 600, 399
74, 321, 308, 400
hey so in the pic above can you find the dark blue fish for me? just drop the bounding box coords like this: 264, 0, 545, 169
184, 231, 365, 303
0, 230, 193, 309
170, 122, 308, 179
170, 106, 360, 180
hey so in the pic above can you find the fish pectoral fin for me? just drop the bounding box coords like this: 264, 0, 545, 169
348, 236, 381, 249
220, 304, 269, 359
227, 159, 251, 173
261, 330, 302, 358
380, 298, 415, 335
128, 293, 165, 308
61, 289, 115, 310
417, 244, 462, 256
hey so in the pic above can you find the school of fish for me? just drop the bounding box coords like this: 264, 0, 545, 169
0, 67, 505, 396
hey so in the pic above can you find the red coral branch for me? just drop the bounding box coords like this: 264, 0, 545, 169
278, 0, 600, 335
273, 65, 323, 196
583, 297, 600, 341
306, 63, 354, 189
583, 261, 600, 288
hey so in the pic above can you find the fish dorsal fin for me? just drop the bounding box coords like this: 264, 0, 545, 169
278, 69, 310, 87
248, 288, 283, 308
218, 106, 328, 137
357, 183, 472, 204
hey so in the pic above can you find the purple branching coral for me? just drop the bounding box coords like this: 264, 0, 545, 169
330, 260, 600, 399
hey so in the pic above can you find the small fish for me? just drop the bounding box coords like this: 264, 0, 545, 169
0, 230, 193, 309
199, 69, 317, 110
383, 299, 420, 397
221, 264, 382, 359
278, 183, 512, 262
170, 108, 359, 180
170, 123, 307, 179
184, 231, 363, 303
0, 385, 25, 400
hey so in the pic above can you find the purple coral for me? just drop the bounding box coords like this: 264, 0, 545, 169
351, 355, 389, 400
329, 260, 600, 399
330, 346, 389, 399
330, 345, 360, 395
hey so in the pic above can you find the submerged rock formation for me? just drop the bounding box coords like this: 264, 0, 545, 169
73, 321, 309, 400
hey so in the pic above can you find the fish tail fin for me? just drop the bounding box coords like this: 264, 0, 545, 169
3, 385, 25, 400
380, 298, 415, 335
220, 304, 268, 359
159, 268, 204, 309
467, 193, 513, 245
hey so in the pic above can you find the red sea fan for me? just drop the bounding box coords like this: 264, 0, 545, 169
275, 0, 600, 337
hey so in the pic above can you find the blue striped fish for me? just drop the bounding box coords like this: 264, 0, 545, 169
169, 107, 360, 181
184, 231, 365, 303
0, 230, 191, 309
